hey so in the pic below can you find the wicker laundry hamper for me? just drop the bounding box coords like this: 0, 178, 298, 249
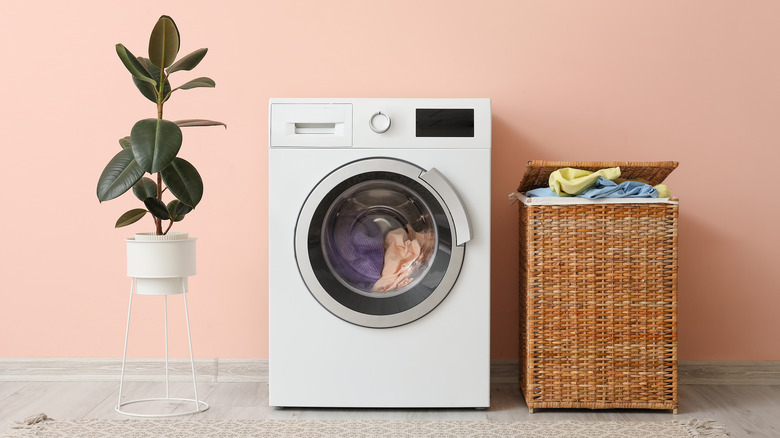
515, 161, 679, 413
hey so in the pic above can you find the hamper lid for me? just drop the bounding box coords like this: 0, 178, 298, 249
516, 160, 678, 193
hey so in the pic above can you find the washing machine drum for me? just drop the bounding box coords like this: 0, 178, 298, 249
295, 158, 470, 328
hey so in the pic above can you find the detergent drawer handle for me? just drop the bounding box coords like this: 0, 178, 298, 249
420, 167, 472, 246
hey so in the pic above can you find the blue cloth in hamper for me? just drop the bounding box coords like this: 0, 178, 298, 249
525, 187, 558, 197
526, 177, 658, 199
324, 212, 385, 291
579, 177, 658, 198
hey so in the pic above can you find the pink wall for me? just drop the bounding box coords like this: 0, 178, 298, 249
1, 1, 778, 360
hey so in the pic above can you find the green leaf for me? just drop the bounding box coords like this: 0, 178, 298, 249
174, 119, 227, 129
130, 118, 182, 173
167, 48, 208, 74
167, 200, 193, 222
115, 209, 148, 228
144, 197, 170, 220
133, 57, 172, 103
174, 77, 215, 91
132, 177, 158, 202
161, 157, 203, 207
149, 15, 180, 68
137, 57, 165, 83
119, 136, 131, 149
97, 148, 145, 202
116, 44, 156, 86
176, 201, 193, 215
132, 73, 158, 103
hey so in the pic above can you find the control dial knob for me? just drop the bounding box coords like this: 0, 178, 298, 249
369, 111, 391, 134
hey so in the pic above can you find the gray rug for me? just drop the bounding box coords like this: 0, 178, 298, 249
3, 414, 728, 437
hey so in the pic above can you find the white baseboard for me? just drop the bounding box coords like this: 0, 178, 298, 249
0, 358, 267, 383
677, 360, 780, 385
1, 359, 778, 385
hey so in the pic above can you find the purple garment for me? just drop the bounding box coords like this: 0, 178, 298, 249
324, 213, 384, 291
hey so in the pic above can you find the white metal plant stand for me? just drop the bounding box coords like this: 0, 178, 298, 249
116, 233, 208, 417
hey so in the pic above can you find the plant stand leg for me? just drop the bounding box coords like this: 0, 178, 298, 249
115, 277, 209, 417
182, 278, 203, 412
164, 295, 169, 400
116, 278, 136, 411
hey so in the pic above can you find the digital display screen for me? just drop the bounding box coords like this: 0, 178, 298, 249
416, 109, 474, 137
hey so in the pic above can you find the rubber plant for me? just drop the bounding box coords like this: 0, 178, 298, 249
97, 15, 225, 235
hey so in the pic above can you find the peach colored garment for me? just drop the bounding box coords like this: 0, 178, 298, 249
372, 228, 423, 292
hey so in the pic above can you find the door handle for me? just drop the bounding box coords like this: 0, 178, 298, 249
420, 168, 471, 246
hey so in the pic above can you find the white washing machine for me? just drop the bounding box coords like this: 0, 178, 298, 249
268, 98, 490, 408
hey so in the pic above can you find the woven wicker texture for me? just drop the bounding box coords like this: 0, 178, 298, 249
518, 161, 678, 412
517, 160, 678, 193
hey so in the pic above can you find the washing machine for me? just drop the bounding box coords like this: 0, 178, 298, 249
268, 98, 491, 408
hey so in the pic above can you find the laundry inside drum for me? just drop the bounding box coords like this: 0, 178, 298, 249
321, 180, 437, 297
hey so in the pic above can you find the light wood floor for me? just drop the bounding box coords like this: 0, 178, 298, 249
1, 382, 779, 436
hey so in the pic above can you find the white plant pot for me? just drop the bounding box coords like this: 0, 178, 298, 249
126, 232, 196, 295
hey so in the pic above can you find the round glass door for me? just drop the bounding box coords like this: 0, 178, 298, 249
321, 179, 437, 296
295, 158, 468, 328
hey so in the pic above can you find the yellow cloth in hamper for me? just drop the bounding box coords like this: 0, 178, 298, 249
654, 184, 670, 198
548, 167, 621, 196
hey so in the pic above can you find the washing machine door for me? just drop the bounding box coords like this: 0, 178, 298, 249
295, 157, 471, 328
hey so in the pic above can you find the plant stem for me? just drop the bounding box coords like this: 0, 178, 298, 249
155, 172, 163, 235
163, 220, 174, 235
155, 78, 165, 235
157, 70, 166, 119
